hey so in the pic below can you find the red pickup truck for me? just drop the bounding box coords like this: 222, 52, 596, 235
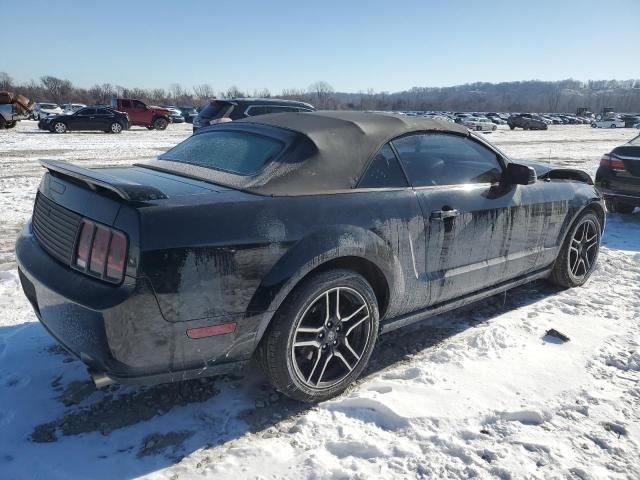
110, 98, 171, 130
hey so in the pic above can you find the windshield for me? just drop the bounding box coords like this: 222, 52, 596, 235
629, 135, 640, 146
158, 130, 284, 176
40, 104, 58, 109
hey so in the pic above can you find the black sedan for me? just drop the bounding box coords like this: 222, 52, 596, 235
42, 106, 129, 133
595, 133, 640, 213
16, 112, 604, 402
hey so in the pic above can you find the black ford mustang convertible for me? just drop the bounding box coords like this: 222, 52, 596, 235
16, 112, 604, 402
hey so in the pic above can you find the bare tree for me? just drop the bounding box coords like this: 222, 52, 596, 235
0, 72, 13, 91
40, 76, 73, 103
308, 81, 334, 108
193, 83, 215, 100
223, 86, 244, 99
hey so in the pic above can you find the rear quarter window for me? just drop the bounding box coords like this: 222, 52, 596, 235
158, 130, 284, 176
199, 102, 232, 120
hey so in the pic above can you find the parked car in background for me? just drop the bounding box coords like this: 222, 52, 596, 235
61, 103, 87, 114
110, 98, 171, 130
192, 98, 315, 132
462, 117, 497, 132
32, 103, 63, 120
178, 106, 198, 123
486, 113, 506, 125
42, 106, 129, 134
591, 118, 626, 128
162, 106, 185, 124
595, 134, 640, 214
454, 113, 474, 124
621, 115, 640, 128
507, 114, 548, 130
16, 111, 604, 402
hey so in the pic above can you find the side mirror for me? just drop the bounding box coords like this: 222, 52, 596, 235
504, 163, 536, 185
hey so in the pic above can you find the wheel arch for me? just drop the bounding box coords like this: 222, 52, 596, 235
249, 226, 399, 346
556, 199, 606, 251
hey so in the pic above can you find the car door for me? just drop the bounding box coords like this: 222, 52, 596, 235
392, 132, 545, 305
68, 108, 94, 130
93, 108, 112, 130
130, 100, 149, 124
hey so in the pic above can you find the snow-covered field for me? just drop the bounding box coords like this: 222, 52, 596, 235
0, 121, 639, 479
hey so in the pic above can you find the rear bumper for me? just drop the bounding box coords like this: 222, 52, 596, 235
595, 168, 640, 205
16, 223, 257, 386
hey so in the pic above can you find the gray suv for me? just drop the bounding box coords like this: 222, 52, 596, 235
193, 98, 315, 132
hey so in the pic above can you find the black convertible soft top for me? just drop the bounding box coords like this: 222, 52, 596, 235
149, 111, 470, 196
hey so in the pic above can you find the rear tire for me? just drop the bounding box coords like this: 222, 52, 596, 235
549, 211, 601, 288
0, 116, 6, 129
109, 122, 123, 134
6, 121, 16, 129
610, 124, 617, 128
257, 269, 379, 403
153, 117, 168, 130
509, 125, 515, 130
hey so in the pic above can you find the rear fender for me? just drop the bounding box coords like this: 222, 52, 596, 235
248, 225, 401, 343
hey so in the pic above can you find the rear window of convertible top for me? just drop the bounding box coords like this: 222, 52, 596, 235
158, 130, 284, 176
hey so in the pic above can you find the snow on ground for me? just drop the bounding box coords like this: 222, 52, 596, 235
0, 121, 639, 479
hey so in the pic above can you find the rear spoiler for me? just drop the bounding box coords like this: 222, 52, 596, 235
40, 159, 168, 201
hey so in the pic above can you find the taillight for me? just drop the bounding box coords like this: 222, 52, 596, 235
600, 153, 626, 171
73, 219, 128, 283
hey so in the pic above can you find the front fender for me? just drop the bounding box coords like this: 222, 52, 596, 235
248, 224, 403, 342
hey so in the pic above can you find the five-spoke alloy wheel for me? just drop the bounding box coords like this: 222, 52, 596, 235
258, 269, 379, 402
291, 287, 372, 389
550, 210, 602, 287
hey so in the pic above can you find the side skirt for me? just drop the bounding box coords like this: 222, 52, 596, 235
380, 267, 552, 334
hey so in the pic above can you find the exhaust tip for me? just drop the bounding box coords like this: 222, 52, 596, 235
91, 371, 115, 389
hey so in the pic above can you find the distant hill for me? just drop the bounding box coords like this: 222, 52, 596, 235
2, 71, 639, 114
332, 79, 640, 113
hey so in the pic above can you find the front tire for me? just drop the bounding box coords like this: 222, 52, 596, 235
610, 124, 617, 128
52, 121, 67, 133
153, 117, 168, 130
549, 211, 601, 288
109, 122, 123, 134
257, 269, 379, 403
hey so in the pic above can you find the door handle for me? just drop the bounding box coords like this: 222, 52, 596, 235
430, 208, 460, 220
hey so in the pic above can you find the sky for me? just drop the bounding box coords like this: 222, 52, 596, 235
3, 0, 639, 94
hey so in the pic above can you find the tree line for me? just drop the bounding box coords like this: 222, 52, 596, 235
1, 72, 639, 113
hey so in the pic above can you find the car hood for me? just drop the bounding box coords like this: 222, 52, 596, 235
149, 105, 170, 113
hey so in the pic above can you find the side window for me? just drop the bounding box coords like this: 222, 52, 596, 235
121, 100, 131, 108
132, 100, 145, 109
78, 108, 96, 115
359, 144, 409, 188
245, 106, 266, 116
392, 133, 503, 187
95, 108, 109, 115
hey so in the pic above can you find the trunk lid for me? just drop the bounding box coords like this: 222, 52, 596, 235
41, 160, 232, 202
